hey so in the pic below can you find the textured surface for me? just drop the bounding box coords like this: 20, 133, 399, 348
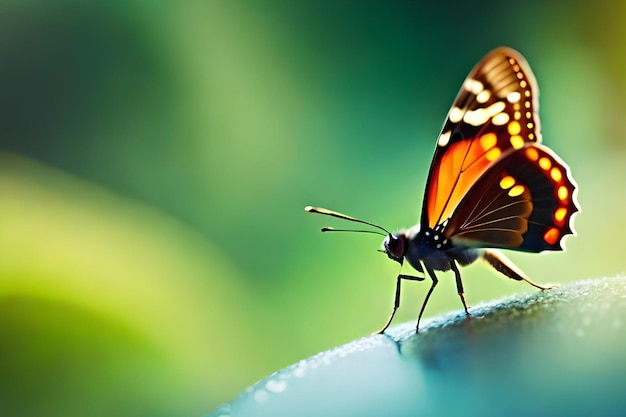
211, 277, 626, 417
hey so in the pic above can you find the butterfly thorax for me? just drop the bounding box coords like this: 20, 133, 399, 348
385, 223, 480, 273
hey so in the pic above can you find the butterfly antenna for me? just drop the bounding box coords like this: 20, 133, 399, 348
305, 206, 390, 236
321, 227, 386, 236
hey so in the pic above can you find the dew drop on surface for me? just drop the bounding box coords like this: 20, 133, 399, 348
265, 379, 287, 393
292, 366, 306, 378
254, 389, 270, 404
212, 403, 231, 417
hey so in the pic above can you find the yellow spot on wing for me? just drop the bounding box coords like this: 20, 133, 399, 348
508, 184, 525, 197
558, 186, 569, 201
508, 121, 521, 135
554, 207, 567, 223
480, 132, 497, 149
551, 167, 562, 182
500, 176, 515, 189
526, 147, 539, 161
510, 135, 524, 150
485, 147, 501, 161
539, 157, 552, 170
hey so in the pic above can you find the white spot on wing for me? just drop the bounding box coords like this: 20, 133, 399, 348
449, 107, 464, 123
492, 112, 510, 126
463, 78, 484, 94
462, 101, 506, 127
438, 131, 451, 147
487, 101, 506, 115
476, 89, 491, 104
507, 91, 521, 103
463, 108, 488, 126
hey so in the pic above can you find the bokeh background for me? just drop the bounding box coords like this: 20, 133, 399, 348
0, 1, 624, 416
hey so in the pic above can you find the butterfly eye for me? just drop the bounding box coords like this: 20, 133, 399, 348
383, 234, 405, 263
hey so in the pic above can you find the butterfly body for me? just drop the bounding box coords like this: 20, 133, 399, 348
306, 46, 579, 333
385, 225, 480, 273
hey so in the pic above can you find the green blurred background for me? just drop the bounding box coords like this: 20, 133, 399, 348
0, 1, 623, 416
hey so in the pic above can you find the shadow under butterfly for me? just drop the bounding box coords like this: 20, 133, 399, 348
306, 47, 579, 334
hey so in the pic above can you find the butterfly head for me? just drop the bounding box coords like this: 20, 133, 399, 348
382, 233, 406, 264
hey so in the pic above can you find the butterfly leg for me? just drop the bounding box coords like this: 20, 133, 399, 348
374, 273, 425, 335
482, 249, 555, 290
416, 266, 439, 332
450, 260, 470, 315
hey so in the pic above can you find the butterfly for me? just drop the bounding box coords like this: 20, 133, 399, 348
306, 47, 579, 334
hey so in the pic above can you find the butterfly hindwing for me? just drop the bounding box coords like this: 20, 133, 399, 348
422, 47, 541, 229
442, 143, 578, 252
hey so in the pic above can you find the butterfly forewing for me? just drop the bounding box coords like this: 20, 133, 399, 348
422, 47, 541, 229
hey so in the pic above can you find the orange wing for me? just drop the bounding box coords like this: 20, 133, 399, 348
422, 47, 541, 229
